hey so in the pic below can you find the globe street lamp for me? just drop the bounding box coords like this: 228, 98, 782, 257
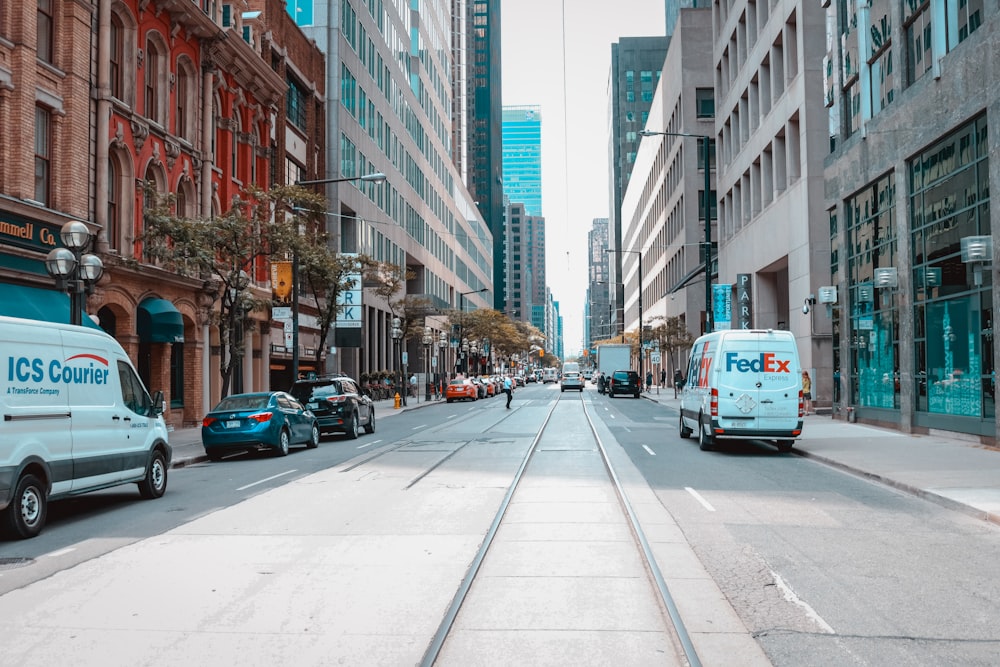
639, 129, 715, 333
470, 339, 480, 376
437, 331, 448, 396
45, 221, 104, 326
391, 316, 406, 406
423, 326, 433, 401
293, 172, 387, 379
461, 337, 470, 374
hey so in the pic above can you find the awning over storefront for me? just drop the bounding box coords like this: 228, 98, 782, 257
138, 298, 184, 343
0, 283, 101, 330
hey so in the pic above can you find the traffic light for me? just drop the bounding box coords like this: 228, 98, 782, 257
539, 349, 544, 358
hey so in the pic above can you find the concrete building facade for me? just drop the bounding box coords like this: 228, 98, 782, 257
824, 0, 998, 442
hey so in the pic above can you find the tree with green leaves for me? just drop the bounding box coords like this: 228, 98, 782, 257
141, 183, 320, 398
647, 315, 696, 375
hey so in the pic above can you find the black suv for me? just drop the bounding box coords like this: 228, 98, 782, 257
607, 370, 641, 398
289, 375, 374, 439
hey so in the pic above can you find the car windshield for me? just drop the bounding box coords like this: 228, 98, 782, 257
613, 372, 632, 381
449, 379, 466, 386
306, 383, 344, 399
213, 394, 270, 411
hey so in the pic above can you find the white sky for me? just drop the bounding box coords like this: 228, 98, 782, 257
501, 0, 666, 356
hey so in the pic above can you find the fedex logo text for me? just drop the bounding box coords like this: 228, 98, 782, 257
724, 352, 792, 373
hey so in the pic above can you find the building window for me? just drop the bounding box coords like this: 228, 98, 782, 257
903, 0, 932, 86
110, 14, 123, 100
231, 111, 241, 178
946, 0, 982, 49
846, 173, 898, 409
286, 76, 308, 131
170, 343, 185, 409
37, 0, 53, 63
909, 115, 991, 418
175, 58, 196, 141
144, 35, 167, 124
107, 158, 119, 251
34, 106, 50, 205
695, 88, 715, 118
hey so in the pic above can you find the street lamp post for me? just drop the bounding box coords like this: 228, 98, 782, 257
391, 316, 406, 406
423, 326, 432, 401
606, 249, 644, 384
437, 331, 447, 396
639, 129, 714, 333
456, 287, 487, 371
45, 221, 104, 326
461, 338, 470, 374
293, 172, 387, 379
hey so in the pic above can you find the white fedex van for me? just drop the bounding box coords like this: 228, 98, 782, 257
679, 329, 803, 452
0, 316, 171, 539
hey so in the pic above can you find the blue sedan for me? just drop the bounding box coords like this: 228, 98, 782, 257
201, 392, 319, 461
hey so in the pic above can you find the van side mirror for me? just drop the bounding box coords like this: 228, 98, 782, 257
150, 390, 165, 417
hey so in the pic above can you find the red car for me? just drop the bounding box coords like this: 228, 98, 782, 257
446, 379, 478, 402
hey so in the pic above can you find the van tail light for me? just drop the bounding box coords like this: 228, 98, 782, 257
798, 390, 804, 418
202, 416, 217, 427
248, 411, 273, 423
710, 388, 719, 417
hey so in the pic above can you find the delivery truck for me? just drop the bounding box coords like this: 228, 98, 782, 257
596, 344, 632, 394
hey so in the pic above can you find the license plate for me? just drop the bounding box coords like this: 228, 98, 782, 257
225, 420, 241, 428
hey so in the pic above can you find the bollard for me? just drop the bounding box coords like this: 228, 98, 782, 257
394, 392, 401, 409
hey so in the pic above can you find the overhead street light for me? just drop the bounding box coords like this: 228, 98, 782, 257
457, 287, 487, 373
289, 172, 387, 379
639, 129, 715, 333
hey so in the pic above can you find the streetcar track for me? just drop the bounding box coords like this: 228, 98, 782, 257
419, 390, 703, 667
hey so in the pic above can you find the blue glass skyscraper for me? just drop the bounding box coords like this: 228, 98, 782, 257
502, 105, 542, 216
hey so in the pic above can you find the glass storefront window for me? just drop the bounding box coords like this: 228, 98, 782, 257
909, 114, 990, 420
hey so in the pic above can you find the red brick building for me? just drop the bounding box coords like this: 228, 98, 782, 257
0, 1, 304, 428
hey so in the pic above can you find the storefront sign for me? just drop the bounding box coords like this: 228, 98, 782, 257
0, 213, 64, 254
736, 274, 753, 329
713, 283, 733, 330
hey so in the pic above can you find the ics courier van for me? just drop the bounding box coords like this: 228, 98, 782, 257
0, 316, 171, 539
679, 329, 803, 452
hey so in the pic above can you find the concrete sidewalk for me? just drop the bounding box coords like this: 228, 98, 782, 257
167, 387, 1000, 525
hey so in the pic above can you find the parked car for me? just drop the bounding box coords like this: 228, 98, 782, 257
446, 378, 478, 402
607, 370, 641, 398
201, 391, 319, 460
289, 375, 375, 439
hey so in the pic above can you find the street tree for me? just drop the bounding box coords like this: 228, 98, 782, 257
647, 315, 696, 375
141, 183, 315, 398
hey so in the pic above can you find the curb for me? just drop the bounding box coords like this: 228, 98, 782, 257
793, 448, 1000, 527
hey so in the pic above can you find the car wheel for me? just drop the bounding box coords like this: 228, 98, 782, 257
447, 398, 453, 403
206, 450, 224, 462
698, 415, 714, 451
307, 423, 320, 448
364, 410, 375, 434
276, 428, 291, 456
679, 413, 692, 439
2, 473, 46, 539
346, 413, 359, 439
609, 391, 615, 398
776, 440, 794, 453
138, 449, 168, 499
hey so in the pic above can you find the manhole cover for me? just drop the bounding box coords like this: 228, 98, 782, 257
0, 557, 34, 570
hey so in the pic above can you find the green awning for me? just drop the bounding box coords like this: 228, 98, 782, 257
138, 298, 184, 343
0, 283, 101, 329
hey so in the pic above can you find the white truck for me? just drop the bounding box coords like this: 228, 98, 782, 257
596, 344, 632, 394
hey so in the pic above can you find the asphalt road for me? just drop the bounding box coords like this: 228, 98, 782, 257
2, 383, 999, 666
593, 393, 1000, 666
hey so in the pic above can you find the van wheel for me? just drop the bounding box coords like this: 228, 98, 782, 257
364, 411, 375, 434
698, 415, 714, 451
776, 440, 794, 453
346, 413, 359, 439
307, 424, 320, 448
138, 450, 168, 499
276, 428, 291, 456
679, 414, 692, 439
3, 473, 46, 539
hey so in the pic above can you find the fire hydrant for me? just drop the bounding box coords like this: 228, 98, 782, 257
394, 392, 402, 409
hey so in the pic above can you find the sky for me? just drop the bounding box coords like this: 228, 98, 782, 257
500, 1, 666, 356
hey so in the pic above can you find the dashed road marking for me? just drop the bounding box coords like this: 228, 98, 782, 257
685, 486, 716, 512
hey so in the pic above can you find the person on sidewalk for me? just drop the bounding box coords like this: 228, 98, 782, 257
660, 369, 666, 389
645, 371, 653, 393
673, 369, 685, 399
802, 370, 813, 414
503, 375, 513, 408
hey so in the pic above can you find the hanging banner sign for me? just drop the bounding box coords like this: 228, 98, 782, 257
271, 261, 293, 304
713, 283, 733, 331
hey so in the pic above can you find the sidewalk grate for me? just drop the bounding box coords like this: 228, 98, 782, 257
0, 557, 34, 570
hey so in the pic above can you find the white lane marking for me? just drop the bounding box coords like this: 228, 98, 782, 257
642, 444, 656, 456
237, 470, 297, 491
412, 424, 427, 430
357, 439, 382, 449
685, 486, 716, 512
43, 547, 76, 559
770, 570, 836, 634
